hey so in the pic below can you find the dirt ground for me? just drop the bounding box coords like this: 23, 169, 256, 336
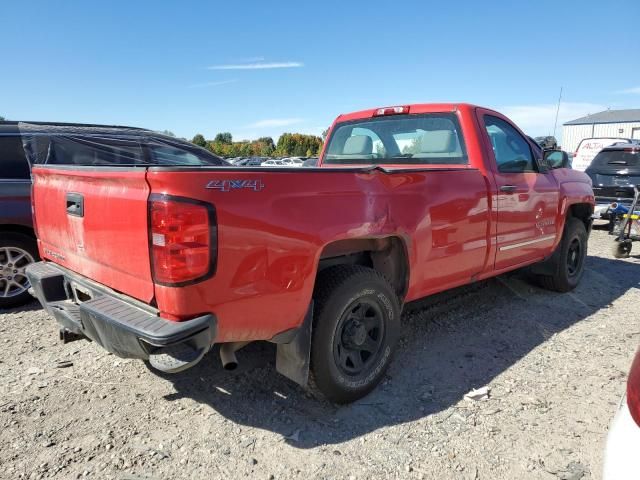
1, 227, 638, 480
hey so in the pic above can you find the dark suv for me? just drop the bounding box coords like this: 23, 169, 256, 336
0, 122, 36, 308
0, 121, 227, 308
585, 142, 640, 219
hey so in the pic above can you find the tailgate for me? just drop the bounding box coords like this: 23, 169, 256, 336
32, 166, 154, 302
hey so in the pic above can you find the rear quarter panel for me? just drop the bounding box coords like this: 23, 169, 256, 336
147, 167, 490, 342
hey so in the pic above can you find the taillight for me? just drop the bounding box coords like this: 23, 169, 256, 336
373, 106, 410, 116
149, 194, 216, 286
628, 349, 640, 427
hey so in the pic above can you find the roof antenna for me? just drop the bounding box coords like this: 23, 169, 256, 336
553, 86, 562, 138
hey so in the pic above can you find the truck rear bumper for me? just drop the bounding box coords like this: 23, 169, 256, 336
25, 261, 217, 372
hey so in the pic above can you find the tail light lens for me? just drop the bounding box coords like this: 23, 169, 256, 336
149, 195, 216, 285
628, 349, 640, 427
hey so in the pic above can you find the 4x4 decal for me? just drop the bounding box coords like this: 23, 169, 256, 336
206, 179, 265, 192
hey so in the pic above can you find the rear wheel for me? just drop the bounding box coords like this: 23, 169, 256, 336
537, 217, 587, 292
308, 265, 400, 404
0, 233, 38, 309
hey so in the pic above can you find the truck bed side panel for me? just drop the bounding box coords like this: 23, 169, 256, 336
146, 168, 490, 342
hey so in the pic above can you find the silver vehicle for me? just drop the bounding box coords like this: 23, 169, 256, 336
603, 347, 640, 479
261, 159, 285, 167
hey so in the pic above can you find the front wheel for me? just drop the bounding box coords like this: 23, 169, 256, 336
537, 217, 587, 292
308, 266, 400, 404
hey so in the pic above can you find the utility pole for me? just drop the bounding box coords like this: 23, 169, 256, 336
553, 86, 563, 138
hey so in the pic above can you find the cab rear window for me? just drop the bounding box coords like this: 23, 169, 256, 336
323, 113, 467, 165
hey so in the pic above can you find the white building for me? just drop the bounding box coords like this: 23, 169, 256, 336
562, 109, 640, 153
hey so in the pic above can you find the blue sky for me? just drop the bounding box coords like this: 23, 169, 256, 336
2, 0, 639, 144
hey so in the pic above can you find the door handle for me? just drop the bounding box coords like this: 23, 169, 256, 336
66, 193, 84, 217
500, 185, 517, 193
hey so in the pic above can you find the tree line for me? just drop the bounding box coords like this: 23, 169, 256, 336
191, 131, 324, 158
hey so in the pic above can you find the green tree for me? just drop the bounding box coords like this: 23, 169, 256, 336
276, 133, 322, 156
161, 130, 176, 137
214, 132, 233, 144
191, 134, 207, 148
0, 115, 5, 121
321, 128, 329, 141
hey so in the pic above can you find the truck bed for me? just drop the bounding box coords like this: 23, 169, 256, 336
32, 164, 490, 342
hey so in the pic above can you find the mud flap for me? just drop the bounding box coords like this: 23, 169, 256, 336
530, 246, 561, 276
275, 302, 313, 387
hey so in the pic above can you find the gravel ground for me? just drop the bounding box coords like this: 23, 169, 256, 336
1, 227, 638, 480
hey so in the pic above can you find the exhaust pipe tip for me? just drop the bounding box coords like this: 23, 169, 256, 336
219, 341, 250, 371
223, 360, 238, 371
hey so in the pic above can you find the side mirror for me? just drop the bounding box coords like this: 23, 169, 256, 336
544, 150, 569, 169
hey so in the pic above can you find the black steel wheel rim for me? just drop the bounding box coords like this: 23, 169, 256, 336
333, 299, 386, 377
567, 238, 582, 276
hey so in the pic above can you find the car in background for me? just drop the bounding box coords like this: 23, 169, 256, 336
572, 137, 633, 172
0, 122, 37, 309
279, 157, 305, 167
603, 347, 640, 479
261, 159, 286, 167
303, 157, 319, 167
534, 136, 558, 150
242, 157, 265, 166
0, 121, 227, 309
585, 143, 640, 219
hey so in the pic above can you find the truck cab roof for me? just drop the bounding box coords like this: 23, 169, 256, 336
334, 103, 492, 122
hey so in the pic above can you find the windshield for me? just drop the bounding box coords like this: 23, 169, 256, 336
323, 113, 467, 165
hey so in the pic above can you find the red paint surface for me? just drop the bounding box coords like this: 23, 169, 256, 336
32, 104, 594, 343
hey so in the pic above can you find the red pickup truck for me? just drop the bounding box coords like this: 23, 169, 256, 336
25, 104, 594, 403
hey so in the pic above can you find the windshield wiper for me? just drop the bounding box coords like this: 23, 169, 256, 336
608, 160, 627, 164
388, 154, 414, 159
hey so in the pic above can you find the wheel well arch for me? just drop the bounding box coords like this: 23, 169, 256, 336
317, 236, 409, 301
567, 202, 593, 232
0, 224, 36, 238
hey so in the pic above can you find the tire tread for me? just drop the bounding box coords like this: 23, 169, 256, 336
307, 265, 397, 403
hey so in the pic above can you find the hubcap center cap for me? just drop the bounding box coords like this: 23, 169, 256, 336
343, 320, 367, 347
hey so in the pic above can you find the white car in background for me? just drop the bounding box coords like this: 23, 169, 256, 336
261, 159, 285, 167
572, 137, 632, 171
603, 348, 640, 479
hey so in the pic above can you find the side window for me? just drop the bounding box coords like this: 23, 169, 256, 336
484, 116, 535, 173
0, 135, 30, 179
50, 136, 143, 165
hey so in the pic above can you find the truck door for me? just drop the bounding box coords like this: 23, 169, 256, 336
477, 111, 559, 270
